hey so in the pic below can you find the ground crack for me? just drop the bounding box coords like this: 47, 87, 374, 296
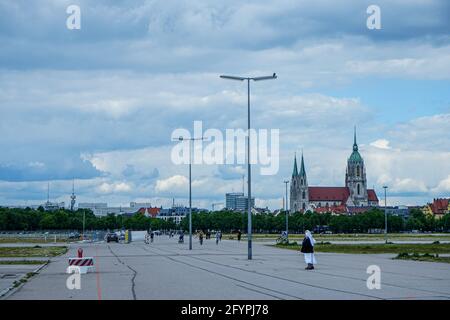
107, 245, 137, 300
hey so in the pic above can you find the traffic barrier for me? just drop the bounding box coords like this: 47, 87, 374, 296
67, 248, 94, 274
67, 257, 95, 273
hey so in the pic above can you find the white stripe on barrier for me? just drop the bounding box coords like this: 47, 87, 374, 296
67, 257, 95, 274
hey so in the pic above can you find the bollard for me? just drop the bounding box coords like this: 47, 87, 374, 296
77, 248, 83, 258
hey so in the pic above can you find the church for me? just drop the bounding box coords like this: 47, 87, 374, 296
290, 129, 379, 214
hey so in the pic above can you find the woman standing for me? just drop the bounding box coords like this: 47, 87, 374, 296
300, 230, 317, 270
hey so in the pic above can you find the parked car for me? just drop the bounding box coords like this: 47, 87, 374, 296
105, 233, 119, 243
68, 232, 80, 239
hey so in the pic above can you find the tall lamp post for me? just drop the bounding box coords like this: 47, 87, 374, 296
220, 73, 277, 260
383, 186, 388, 244
173, 136, 206, 250
283, 180, 289, 243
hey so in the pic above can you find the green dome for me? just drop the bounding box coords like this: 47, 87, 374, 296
349, 150, 363, 163
349, 127, 363, 163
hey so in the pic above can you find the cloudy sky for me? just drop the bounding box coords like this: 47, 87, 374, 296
0, 0, 449, 210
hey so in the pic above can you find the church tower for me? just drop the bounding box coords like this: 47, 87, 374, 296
290, 152, 309, 212
345, 127, 368, 206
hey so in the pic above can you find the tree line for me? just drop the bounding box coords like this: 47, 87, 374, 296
0, 207, 176, 231
183, 208, 450, 233
0, 207, 449, 233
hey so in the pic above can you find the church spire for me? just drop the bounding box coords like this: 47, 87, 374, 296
353, 126, 358, 152
292, 153, 298, 177
299, 151, 306, 177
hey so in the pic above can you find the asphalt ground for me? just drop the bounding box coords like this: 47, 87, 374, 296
4, 237, 450, 300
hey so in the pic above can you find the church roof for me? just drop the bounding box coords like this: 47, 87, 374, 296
138, 207, 160, 217
349, 150, 363, 162
367, 189, 378, 202
299, 153, 306, 177
308, 187, 379, 203
292, 155, 298, 177
308, 187, 350, 202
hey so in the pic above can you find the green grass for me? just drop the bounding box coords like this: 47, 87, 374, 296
394, 253, 450, 264
0, 237, 68, 244
273, 242, 450, 254
12, 272, 37, 288
0, 260, 49, 265
0, 246, 68, 258
225, 233, 450, 242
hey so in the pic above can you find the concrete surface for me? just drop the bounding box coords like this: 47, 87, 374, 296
4, 237, 450, 300
0, 264, 45, 297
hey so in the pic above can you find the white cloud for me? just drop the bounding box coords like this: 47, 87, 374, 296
28, 162, 45, 168
432, 175, 450, 194
370, 139, 391, 150
391, 178, 428, 193
97, 182, 132, 194
155, 175, 188, 193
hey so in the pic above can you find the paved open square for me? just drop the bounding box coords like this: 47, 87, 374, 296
4, 238, 450, 300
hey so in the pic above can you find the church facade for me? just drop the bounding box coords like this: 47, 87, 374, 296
290, 130, 379, 214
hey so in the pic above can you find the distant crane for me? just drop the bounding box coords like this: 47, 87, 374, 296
211, 202, 224, 211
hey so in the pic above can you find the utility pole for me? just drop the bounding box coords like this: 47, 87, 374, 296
383, 186, 388, 244
283, 180, 289, 243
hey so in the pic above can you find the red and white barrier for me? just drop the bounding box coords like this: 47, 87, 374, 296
67, 248, 95, 274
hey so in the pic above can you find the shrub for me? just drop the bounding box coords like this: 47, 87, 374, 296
397, 252, 409, 258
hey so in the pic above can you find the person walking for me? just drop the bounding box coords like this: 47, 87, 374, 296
215, 231, 220, 245
150, 231, 154, 243
300, 230, 316, 270
179, 230, 184, 243
199, 230, 204, 245
237, 229, 242, 242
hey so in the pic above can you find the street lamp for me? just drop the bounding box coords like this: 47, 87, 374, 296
383, 186, 388, 244
172, 136, 206, 250
283, 180, 289, 243
220, 73, 277, 260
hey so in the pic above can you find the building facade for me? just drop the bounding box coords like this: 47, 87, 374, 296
225, 192, 255, 211
290, 129, 379, 213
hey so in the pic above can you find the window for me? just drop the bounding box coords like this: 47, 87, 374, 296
302, 191, 305, 199
357, 184, 360, 195
357, 166, 360, 177
302, 203, 306, 210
